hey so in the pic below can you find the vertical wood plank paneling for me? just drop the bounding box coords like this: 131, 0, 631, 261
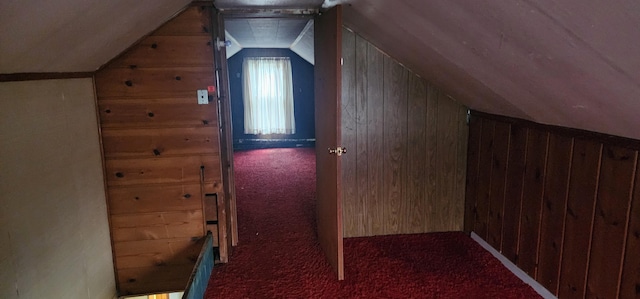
620, 165, 640, 298
455, 105, 469, 232
436, 94, 462, 231
474, 118, 496, 240
487, 122, 510, 248
382, 55, 408, 234
425, 85, 439, 232
537, 134, 573, 294
558, 139, 602, 299
501, 125, 528, 262
366, 41, 385, 236
406, 74, 427, 233
586, 146, 637, 299
341, 28, 358, 237
341, 29, 467, 237
517, 129, 549, 277
470, 112, 640, 298
464, 115, 482, 233
354, 34, 369, 237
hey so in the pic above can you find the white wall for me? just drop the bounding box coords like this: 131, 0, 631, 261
0, 78, 116, 299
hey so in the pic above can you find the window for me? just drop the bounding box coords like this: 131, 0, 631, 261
242, 57, 295, 135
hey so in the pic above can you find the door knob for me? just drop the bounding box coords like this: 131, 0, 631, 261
328, 147, 347, 156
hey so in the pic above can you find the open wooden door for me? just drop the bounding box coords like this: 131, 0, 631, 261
314, 5, 344, 280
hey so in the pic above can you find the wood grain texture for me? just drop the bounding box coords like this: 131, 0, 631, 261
153, 5, 211, 36
425, 85, 439, 232
406, 74, 427, 233
487, 122, 510, 248
341, 28, 359, 238
517, 129, 549, 277
204, 194, 218, 223
314, 5, 344, 280
111, 210, 204, 242
105, 155, 221, 187
468, 112, 640, 298
95, 6, 224, 294
354, 34, 370, 236
95, 67, 215, 99
620, 165, 640, 298
114, 237, 203, 269
501, 125, 528, 263
109, 36, 214, 68
108, 184, 202, 215
98, 98, 218, 128
586, 146, 637, 299
537, 134, 573, 294
382, 55, 408, 234
341, 29, 467, 237
102, 126, 219, 158
212, 9, 238, 247
464, 114, 482, 233
455, 104, 469, 232
206, 224, 220, 247
214, 192, 229, 263
558, 139, 602, 299
474, 118, 496, 240
435, 93, 462, 231
366, 40, 385, 236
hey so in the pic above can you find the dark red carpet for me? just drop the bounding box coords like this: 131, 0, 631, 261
204, 147, 541, 298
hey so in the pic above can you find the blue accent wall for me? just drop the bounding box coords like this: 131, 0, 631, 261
228, 48, 315, 149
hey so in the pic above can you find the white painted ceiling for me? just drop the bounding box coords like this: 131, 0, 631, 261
2, 0, 640, 140
223, 18, 315, 64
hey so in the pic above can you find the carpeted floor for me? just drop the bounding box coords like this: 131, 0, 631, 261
204, 147, 541, 298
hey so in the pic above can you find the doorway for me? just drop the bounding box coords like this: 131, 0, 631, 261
222, 16, 316, 150
214, 7, 344, 280
220, 13, 317, 239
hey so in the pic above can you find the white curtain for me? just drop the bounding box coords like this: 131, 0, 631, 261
242, 57, 296, 135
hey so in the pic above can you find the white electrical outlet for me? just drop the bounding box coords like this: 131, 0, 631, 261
197, 89, 208, 105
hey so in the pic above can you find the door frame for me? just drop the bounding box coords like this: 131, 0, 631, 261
211, 7, 238, 257
215, 6, 345, 280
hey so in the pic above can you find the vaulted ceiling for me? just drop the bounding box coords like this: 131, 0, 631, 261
2, 0, 640, 139
223, 17, 315, 64
336, 0, 640, 140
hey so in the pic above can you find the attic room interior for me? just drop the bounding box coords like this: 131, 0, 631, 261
2, 0, 640, 298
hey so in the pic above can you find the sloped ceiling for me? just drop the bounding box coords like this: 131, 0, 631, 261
214, 0, 320, 65
331, 0, 640, 140
0, 0, 192, 73
225, 18, 309, 48
224, 18, 314, 64
2, 0, 640, 139
215, 0, 323, 10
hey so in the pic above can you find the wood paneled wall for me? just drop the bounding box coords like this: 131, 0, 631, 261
95, 6, 223, 295
465, 111, 640, 298
341, 28, 468, 237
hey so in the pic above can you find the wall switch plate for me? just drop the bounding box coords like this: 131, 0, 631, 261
197, 90, 208, 104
